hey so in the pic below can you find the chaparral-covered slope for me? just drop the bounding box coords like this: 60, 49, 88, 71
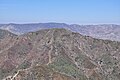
0, 28, 120, 80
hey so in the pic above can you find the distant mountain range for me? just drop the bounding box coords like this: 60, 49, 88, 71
0, 23, 120, 41
0, 28, 120, 80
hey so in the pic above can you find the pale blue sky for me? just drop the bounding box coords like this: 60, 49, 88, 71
0, 0, 120, 24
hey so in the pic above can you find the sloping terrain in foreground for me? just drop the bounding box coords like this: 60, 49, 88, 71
0, 28, 120, 80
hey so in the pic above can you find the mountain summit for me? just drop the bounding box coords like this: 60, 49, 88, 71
0, 28, 120, 80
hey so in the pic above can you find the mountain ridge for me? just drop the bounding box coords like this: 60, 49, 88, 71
0, 23, 120, 41
0, 28, 120, 80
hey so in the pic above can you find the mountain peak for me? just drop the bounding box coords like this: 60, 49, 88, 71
0, 28, 120, 80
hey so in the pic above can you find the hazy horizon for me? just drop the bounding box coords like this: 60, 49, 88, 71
0, 22, 120, 25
